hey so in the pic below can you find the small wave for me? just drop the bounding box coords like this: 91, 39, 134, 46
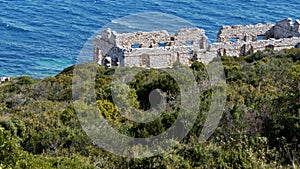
111, 20, 137, 29
8, 25, 30, 32
0, 19, 31, 33
107, 20, 140, 33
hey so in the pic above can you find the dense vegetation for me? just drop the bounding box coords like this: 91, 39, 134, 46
0, 48, 300, 168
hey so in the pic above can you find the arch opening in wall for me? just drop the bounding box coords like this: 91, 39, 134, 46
217, 48, 226, 56
132, 43, 141, 48
165, 42, 172, 46
230, 37, 238, 43
103, 56, 112, 67
112, 58, 120, 66
191, 53, 198, 62
158, 42, 166, 48
240, 44, 254, 56
265, 44, 274, 50
257, 35, 264, 41
185, 41, 193, 46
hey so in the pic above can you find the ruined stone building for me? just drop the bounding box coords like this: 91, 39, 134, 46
0, 77, 11, 84
94, 18, 300, 67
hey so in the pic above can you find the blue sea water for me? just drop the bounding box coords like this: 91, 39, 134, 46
0, 0, 299, 78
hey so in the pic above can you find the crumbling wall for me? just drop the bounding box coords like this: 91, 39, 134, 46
207, 37, 300, 57
116, 28, 208, 49
174, 28, 208, 49
123, 46, 195, 68
123, 48, 172, 68
105, 47, 124, 66
94, 28, 118, 63
94, 18, 300, 69
94, 28, 208, 68
217, 23, 273, 42
116, 30, 170, 49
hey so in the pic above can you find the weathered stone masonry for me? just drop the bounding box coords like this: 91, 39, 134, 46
94, 18, 300, 68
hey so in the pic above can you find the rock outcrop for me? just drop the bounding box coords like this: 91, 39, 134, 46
265, 18, 300, 39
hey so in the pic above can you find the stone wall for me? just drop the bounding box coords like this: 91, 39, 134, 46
94, 28, 118, 64
94, 28, 208, 68
123, 46, 195, 68
205, 37, 300, 57
114, 28, 208, 49
116, 30, 170, 49
174, 28, 208, 49
217, 23, 273, 42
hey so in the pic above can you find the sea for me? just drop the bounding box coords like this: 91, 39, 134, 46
0, 0, 299, 78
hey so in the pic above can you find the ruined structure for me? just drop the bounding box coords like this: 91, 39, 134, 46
94, 18, 300, 67
0, 77, 11, 84
94, 28, 208, 68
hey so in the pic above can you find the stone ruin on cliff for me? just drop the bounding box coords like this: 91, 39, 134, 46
94, 18, 300, 68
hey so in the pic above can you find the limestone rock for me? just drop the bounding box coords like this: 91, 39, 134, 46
265, 18, 300, 39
